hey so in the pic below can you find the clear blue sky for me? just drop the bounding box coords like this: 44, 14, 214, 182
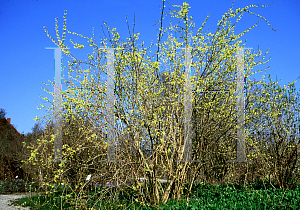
0, 0, 299, 135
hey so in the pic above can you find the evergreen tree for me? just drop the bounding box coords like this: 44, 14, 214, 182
0, 108, 6, 119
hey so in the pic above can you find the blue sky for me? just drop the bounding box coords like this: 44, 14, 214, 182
0, 0, 299, 136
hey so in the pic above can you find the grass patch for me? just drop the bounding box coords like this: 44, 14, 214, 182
4, 178, 300, 209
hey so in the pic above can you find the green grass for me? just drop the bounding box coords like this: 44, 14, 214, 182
4, 178, 300, 209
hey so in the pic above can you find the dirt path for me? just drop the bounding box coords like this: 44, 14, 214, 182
0, 192, 39, 210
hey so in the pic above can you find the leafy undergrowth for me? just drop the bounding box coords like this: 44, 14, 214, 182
4, 178, 300, 209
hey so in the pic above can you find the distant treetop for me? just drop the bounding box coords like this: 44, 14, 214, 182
0, 108, 6, 119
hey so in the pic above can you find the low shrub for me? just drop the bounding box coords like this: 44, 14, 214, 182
0, 179, 40, 194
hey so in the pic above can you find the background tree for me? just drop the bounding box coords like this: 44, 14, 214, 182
0, 108, 6, 119
245, 74, 300, 190
0, 108, 26, 181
